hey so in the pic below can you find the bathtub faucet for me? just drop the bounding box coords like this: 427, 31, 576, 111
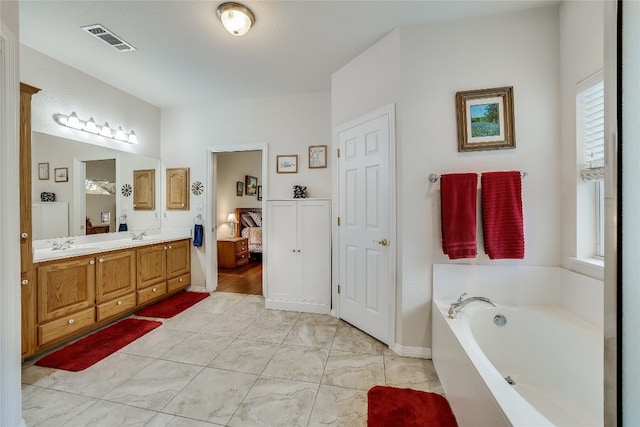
448, 293, 497, 319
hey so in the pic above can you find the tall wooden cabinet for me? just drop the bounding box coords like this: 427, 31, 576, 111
20, 83, 41, 358
166, 167, 189, 210
266, 199, 331, 313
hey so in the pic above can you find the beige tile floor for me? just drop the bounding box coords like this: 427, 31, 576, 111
22, 292, 443, 426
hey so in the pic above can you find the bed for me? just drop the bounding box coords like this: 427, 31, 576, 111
236, 207, 263, 256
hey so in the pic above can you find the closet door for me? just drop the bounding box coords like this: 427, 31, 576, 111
266, 200, 297, 300
297, 199, 331, 304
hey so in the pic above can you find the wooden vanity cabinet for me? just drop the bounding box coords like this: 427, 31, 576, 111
166, 239, 191, 292
95, 249, 137, 322
37, 255, 96, 345
136, 243, 167, 304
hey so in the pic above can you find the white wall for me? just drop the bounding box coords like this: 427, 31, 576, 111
161, 92, 331, 286
333, 5, 561, 349
20, 46, 161, 159
216, 151, 262, 239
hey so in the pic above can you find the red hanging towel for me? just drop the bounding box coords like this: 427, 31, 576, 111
440, 173, 478, 259
481, 171, 525, 259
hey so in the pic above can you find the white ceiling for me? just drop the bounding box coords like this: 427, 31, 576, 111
19, 0, 556, 109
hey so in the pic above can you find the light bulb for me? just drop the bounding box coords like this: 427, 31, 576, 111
127, 130, 138, 144
99, 122, 113, 138
115, 126, 127, 141
83, 117, 100, 134
67, 112, 83, 129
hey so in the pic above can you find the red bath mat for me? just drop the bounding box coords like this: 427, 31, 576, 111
367, 386, 457, 427
135, 291, 209, 318
35, 318, 162, 371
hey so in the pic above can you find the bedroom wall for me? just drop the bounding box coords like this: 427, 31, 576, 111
216, 150, 262, 239
332, 4, 561, 350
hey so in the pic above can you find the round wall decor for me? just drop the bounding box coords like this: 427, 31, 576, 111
191, 181, 204, 195
121, 183, 132, 197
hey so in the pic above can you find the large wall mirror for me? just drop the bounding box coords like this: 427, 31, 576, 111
31, 131, 161, 241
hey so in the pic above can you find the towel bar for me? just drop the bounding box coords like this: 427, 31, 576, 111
428, 171, 527, 184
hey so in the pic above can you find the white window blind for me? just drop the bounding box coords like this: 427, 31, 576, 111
578, 79, 605, 181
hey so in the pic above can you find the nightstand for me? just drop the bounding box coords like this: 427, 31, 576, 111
217, 237, 249, 268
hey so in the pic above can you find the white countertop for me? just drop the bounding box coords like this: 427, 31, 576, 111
33, 228, 192, 263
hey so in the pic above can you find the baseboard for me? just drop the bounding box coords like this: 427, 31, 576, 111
389, 343, 432, 359
265, 298, 330, 314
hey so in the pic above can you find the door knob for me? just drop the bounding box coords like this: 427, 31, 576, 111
374, 238, 388, 246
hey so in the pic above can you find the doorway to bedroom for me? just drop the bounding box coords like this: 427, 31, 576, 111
207, 145, 267, 296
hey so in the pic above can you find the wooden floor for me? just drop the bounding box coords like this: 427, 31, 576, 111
217, 260, 263, 295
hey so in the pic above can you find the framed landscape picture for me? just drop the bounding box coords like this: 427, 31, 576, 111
456, 86, 515, 152
236, 181, 244, 196
245, 175, 258, 195
277, 154, 298, 173
54, 167, 68, 182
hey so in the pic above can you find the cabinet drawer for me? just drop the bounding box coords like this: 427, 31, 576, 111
137, 283, 167, 305
236, 251, 249, 266
39, 307, 95, 346
96, 293, 137, 322
168, 273, 191, 293
235, 239, 248, 253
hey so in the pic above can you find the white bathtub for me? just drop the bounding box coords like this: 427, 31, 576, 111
432, 264, 603, 427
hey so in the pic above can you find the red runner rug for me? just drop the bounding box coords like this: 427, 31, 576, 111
35, 318, 162, 371
368, 386, 458, 427
135, 291, 209, 318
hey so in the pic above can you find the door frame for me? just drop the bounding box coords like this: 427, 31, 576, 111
205, 143, 268, 293
332, 103, 397, 347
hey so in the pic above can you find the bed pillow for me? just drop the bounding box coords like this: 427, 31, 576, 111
241, 212, 257, 227
248, 211, 262, 227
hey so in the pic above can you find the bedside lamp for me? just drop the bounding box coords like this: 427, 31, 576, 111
227, 212, 239, 237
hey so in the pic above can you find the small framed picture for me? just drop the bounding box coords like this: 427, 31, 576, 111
38, 162, 50, 180
456, 86, 515, 152
54, 167, 68, 182
257, 185, 263, 201
308, 145, 327, 168
245, 175, 258, 195
277, 155, 298, 174
236, 181, 244, 196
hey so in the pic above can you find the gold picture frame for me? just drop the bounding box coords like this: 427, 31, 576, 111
308, 145, 327, 168
456, 86, 515, 152
54, 167, 68, 182
38, 162, 50, 180
276, 155, 298, 173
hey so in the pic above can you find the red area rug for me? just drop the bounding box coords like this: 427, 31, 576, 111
35, 318, 162, 371
135, 291, 210, 318
367, 386, 457, 427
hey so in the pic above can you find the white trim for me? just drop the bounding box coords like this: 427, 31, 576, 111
390, 343, 432, 359
0, 21, 25, 427
264, 298, 330, 314
205, 143, 268, 293
332, 103, 397, 347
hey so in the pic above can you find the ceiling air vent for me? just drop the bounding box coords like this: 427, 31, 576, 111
81, 24, 136, 52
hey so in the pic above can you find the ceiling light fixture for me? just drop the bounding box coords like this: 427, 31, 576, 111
217, 2, 255, 36
53, 112, 138, 144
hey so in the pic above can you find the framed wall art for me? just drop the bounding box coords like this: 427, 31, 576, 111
245, 175, 258, 195
38, 162, 50, 180
308, 145, 327, 168
277, 154, 298, 173
257, 185, 263, 201
54, 167, 68, 182
456, 86, 515, 152
236, 181, 244, 196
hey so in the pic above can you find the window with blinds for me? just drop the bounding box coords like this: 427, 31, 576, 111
578, 76, 605, 181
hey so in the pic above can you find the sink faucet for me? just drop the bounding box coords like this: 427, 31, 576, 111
131, 231, 147, 240
51, 239, 74, 250
448, 292, 496, 319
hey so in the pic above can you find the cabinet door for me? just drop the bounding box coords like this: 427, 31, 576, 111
133, 169, 155, 210
137, 244, 167, 289
166, 239, 190, 279
166, 167, 190, 210
96, 249, 136, 303
297, 200, 331, 303
38, 256, 96, 323
266, 201, 298, 300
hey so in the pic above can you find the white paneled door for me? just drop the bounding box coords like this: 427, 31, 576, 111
337, 105, 395, 345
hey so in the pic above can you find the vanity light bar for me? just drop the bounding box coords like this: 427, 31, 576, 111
53, 112, 138, 144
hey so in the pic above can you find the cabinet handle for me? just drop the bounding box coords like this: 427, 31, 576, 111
99, 258, 104, 263
292, 249, 296, 252
117, 300, 122, 305
179, 278, 183, 282
297, 250, 301, 252
168, 245, 172, 249
21, 232, 28, 239
68, 318, 74, 324
152, 287, 157, 292
21, 279, 29, 286
181, 204, 184, 207
164, 246, 168, 250
89, 260, 95, 265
